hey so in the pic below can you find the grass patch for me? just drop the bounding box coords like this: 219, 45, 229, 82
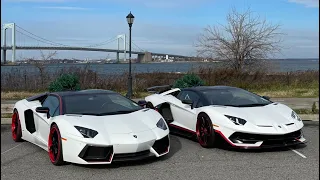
252, 87, 319, 98
1, 113, 12, 118
1, 67, 318, 99
293, 108, 319, 114
1, 91, 41, 100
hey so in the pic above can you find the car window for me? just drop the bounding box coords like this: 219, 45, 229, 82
108, 94, 133, 108
197, 100, 204, 108
63, 93, 142, 115
42, 95, 60, 117
178, 91, 200, 103
202, 88, 271, 107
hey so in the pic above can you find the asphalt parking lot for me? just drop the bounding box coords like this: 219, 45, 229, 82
1, 121, 319, 180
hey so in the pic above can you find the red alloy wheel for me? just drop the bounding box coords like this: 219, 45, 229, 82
196, 113, 215, 148
11, 110, 22, 142
48, 125, 64, 165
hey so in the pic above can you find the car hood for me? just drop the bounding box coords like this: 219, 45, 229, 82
61, 109, 160, 134
210, 103, 297, 126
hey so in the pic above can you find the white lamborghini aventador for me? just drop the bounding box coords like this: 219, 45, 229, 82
143, 86, 306, 149
11, 89, 170, 166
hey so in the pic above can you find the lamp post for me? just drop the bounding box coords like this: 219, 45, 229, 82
126, 11, 134, 98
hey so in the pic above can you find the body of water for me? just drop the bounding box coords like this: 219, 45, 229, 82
1, 59, 319, 75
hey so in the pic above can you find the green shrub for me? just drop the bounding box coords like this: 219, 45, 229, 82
312, 102, 318, 113
48, 74, 81, 92
173, 73, 205, 88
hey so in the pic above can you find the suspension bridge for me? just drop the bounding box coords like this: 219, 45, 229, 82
1, 23, 191, 64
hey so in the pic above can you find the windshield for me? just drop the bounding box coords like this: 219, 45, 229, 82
63, 93, 143, 115
202, 88, 272, 107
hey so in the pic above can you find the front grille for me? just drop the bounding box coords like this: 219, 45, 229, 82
78, 145, 113, 162
112, 150, 152, 162
229, 130, 302, 144
262, 138, 300, 146
152, 135, 169, 155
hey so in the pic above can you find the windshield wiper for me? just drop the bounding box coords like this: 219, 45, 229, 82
97, 110, 138, 115
236, 103, 270, 107
211, 104, 239, 107
65, 113, 100, 116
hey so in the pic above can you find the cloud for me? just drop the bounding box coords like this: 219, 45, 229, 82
35, 6, 91, 10
1, 18, 200, 59
4, 18, 319, 59
1, 11, 318, 59
280, 29, 319, 58
288, 0, 319, 7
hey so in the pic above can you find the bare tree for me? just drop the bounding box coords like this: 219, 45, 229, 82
32, 50, 58, 88
196, 8, 283, 71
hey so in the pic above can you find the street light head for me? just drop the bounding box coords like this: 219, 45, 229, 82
126, 11, 135, 26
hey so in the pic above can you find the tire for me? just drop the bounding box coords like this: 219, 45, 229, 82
196, 113, 216, 148
48, 124, 64, 166
12, 109, 23, 142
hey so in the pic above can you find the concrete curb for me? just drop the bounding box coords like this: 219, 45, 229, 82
1, 115, 318, 125
299, 114, 319, 121
2, 118, 11, 125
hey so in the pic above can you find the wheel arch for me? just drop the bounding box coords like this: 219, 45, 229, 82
12, 102, 29, 137
196, 108, 223, 126
50, 119, 67, 138
50, 122, 57, 128
197, 107, 238, 129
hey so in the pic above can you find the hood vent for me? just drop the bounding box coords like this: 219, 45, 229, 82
257, 125, 273, 127
65, 114, 82, 117
286, 123, 294, 126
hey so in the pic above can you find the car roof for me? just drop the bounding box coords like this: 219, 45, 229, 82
50, 89, 117, 97
183, 86, 240, 92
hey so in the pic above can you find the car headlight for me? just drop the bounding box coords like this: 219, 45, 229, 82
74, 126, 98, 138
225, 115, 247, 125
156, 118, 167, 130
291, 111, 302, 121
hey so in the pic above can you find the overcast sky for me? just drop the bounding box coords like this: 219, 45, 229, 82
1, 0, 319, 60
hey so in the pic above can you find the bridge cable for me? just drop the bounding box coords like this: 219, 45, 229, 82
13, 24, 145, 51
15, 25, 70, 47
125, 40, 144, 52
84, 37, 118, 48
15, 29, 66, 47
132, 41, 144, 51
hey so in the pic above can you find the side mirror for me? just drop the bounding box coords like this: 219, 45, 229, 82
36, 107, 50, 118
182, 99, 193, 105
137, 100, 147, 107
262, 96, 271, 100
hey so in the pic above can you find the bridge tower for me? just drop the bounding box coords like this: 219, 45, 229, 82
2, 23, 16, 64
116, 34, 126, 63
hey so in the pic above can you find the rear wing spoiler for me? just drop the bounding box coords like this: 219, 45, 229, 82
26, 92, 49, 102
146, 85, 173, 94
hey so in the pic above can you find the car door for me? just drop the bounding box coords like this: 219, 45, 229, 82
170, 90, 201, 131
34, 95, 60, 147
